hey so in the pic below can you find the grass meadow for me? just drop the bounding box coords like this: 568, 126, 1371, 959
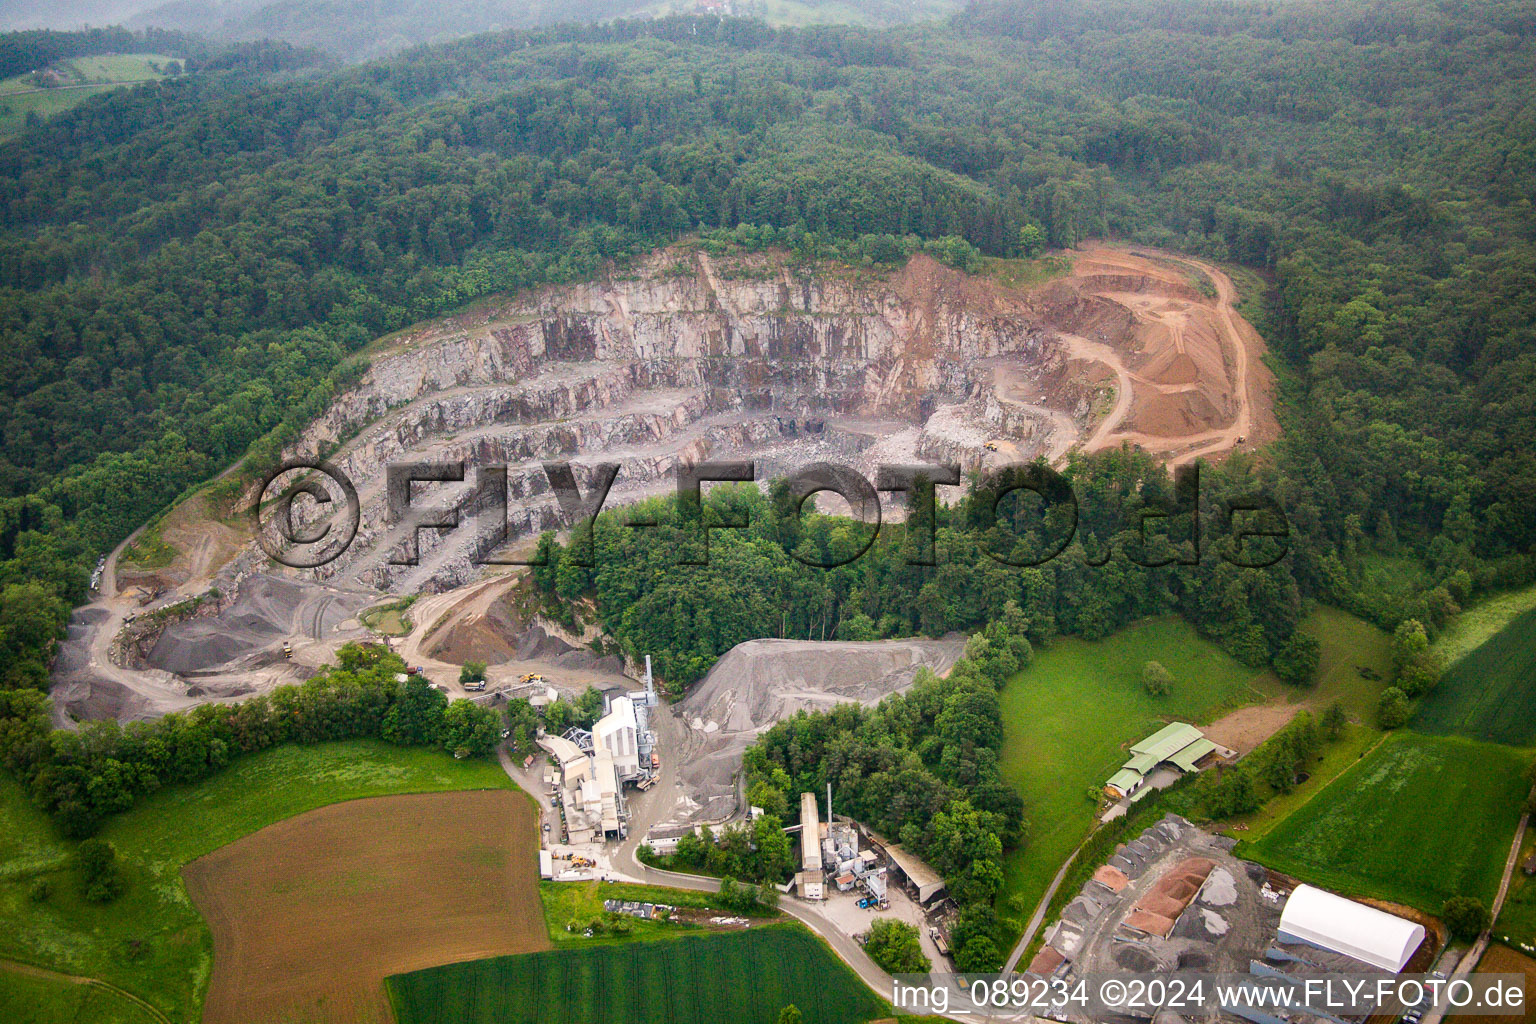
994, 616, 1279, 929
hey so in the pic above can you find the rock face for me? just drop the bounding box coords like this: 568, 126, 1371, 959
237, 249, 1073, 594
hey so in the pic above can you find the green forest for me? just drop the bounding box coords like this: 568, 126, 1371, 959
0, 0, 1534, 892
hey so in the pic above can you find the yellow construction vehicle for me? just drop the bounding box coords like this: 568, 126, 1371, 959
983, 441, 1000, 452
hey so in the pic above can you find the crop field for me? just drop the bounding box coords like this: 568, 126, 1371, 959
996, 616, 1279, 929
184, 790, 545, 1024
1413, 604, 1536, 745
1243, 732, 1529, 911
0, 739, 517, 1024
387, 924, 887, 1024
1431, 582, 1536, 667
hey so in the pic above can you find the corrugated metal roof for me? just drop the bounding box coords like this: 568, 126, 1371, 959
1168, 737, 1219, 772
884, 843, 945, 894
1131, 722, 1205, 759
1107, 723, 1213, 791
1107, 768, 1143, 792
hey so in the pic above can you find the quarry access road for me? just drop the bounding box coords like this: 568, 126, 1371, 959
1000, 841, 1090, 976
59, 521, 166, 729
1072, 246, 1263, 468
495, 731, 934, 1017
57, 457, 255, 727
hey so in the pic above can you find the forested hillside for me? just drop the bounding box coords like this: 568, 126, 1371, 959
1, 0, 1534, 695
113, 0, 958, 62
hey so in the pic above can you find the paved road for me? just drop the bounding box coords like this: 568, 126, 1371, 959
490, 733, 1001, 1020
1001, 841, 1088, 975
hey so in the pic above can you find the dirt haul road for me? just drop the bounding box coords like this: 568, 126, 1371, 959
1068, 244, 1273, 468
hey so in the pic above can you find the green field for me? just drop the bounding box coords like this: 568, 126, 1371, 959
0, 740, 515, 1024
387, 924, 887, 1024
1243, 731, 1529, 911
1432, 582, 1536, 667
984, 253, 1075, 290
361, 596, 416, 636
121, 522, 177, 570
1414, 604, 1536, 745
0, 54, 176, 136
1302, 605, 1395, 721
539, 880, 775, 945
0, 965, 164, 1024
1227, 724, 1386, 840
995, 616, 1279, 928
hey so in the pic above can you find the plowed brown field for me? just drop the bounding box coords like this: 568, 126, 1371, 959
182, 790, 547, 1024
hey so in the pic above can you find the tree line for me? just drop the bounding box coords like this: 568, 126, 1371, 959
0, 643, 502, 837
530, 450, 1313, 691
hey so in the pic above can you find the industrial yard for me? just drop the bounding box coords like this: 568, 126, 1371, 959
1022, 815, 1440, 1023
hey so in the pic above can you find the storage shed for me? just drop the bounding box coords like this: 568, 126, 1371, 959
1278, 885, 1426, 973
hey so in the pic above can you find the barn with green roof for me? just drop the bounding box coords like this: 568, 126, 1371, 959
1104, 722, 1219, 800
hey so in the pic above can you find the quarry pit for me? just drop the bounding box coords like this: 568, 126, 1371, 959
52, 242, 1277, 828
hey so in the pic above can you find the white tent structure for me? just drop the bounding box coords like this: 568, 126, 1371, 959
1278, 885, 1425, 973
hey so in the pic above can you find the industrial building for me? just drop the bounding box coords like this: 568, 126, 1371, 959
880, 843, 947, 905
1277, 884, 1426, 973
1105, 722, 1221, 801
791, 790, 893, 903
643, 823, 702, 855
538, 658, 661, 843
796, 791, 825, 900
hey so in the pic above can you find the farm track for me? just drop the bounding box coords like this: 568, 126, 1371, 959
0, 957, 172, 1024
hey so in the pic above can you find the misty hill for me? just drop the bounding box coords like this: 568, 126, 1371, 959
106, 0, 958, 61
